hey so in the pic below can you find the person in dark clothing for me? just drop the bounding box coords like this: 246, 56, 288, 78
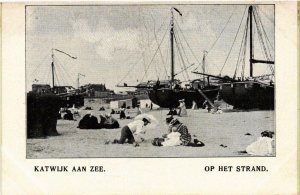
63, 110, 74, 120
167, 108, 177, 115
111, 109, 115, 114
120, 108, 126, 119
77, 113, 100, 129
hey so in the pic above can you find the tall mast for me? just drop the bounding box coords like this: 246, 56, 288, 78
77, 73, 85, 89
170, 9, 175, 86
202, 50, 208, 85
249, 6, 254, 77
51, 48, 55, 88
51, 48, 77, 89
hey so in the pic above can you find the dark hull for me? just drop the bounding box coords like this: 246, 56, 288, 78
59, 94, 84, 108
148, 87, 219, 109
219, 81, 274, 110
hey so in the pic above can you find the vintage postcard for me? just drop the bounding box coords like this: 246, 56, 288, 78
1, 1, 299, 194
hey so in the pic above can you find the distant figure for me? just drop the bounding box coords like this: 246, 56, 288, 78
125, 109, 131, 119
136, 105, 142, 116
192, 101, 198, 110
178, 99, 187, 117
84, 106, 92, 110
110, 109, 115, 114
103, 113, 120, 129
120, 108, 126, 119
63, 110, 74, 120
167, 108, 177, 115
203, 100, 212, 112
145, 103, 148, 108
71, 104, 80, 118
174, 84, 180, 90
213, 106, 223, 114
150, 102, 153, 110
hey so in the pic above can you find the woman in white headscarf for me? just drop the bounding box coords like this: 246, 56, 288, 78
178, 99, 187, 117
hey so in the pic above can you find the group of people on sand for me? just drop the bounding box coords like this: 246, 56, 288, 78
77, 112, 120, 129
106, 115, 204, 148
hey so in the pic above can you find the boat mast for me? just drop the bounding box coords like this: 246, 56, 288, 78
51, 48, 55, 88
202, 50, 208, 85
51, 48, 77, 89
249, 6, 254, 77
77, 73, 85, 89
170, 9, 175, 87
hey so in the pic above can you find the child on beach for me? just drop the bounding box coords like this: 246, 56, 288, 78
161, 126, 182, 146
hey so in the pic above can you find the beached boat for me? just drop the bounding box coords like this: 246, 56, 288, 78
193, 6, 274, 110
118, 7, 219, 109
30, 48, 84, 108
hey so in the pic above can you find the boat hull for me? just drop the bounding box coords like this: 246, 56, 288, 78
219, 81, 274, 110
148, 87, 219, 109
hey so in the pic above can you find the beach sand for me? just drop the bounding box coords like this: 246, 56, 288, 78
26, 107, 275, 158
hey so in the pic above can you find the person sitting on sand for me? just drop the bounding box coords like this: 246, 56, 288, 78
152, 117, 204, 147
167, 118, 191, 145
161, 127, 182, 147
167, 108, 177, 116
111, 109, 115, 114
178, 99, 187, 117
107, 118, 151, 147
103, 113, 120, 129
136, 105, 142, 116
77, 112, 99, 129
203, 100, 212, 112
63, 110, 74, 120
246, 130, 274, 156
120, 108, 126, 119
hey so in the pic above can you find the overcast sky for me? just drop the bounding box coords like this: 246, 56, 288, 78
26, 4, 274, 91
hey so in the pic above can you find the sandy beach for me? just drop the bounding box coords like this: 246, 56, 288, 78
27, 106, 275, 158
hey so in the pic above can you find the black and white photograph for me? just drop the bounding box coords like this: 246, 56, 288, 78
2, 2, 300, 194
26, 4, 275, 158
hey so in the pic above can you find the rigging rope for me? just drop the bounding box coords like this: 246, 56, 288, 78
233, 14, 249, 79
255, 7, 274, 50
118, 12, 169, 84
207, 10, 235, 53
219, 6, 248, 75
174, 18, 202, 67
117, 58, 143, 85
150, 12, 168, 79
253, 8, 274, 75
30, 53, 51, 78
241, 30, 248, 80
54, 56, 77, 87
173, 28, 190, 81
140, 24, 169, 82
173, 27, 191, 66
174, 46, 187, 82
55, 59, 76, 87
162, 36, 170, 80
